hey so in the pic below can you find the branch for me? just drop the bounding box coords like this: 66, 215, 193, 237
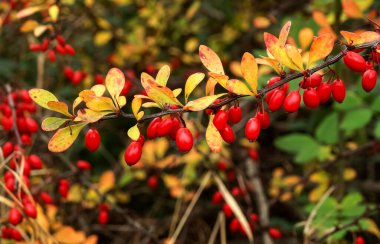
101, 39, 380, 124
5, 84, 22, 145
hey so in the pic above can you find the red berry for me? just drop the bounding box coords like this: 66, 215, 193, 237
221, 125, 235, 143
55, 44, 66, 55
1, 226, 12, 239
120, 81, 132, 95
229, 218, 241, 233
301, 73, 322, 88
124, 141, 142, 166
85, 129, 101, 152
71, 71, 84, 85
372, 44, 380, 62
156, 118, 174, 137
135, 134, 145, 146
267, 76, 281, 86
169, 117, 181, 140
59, 179, 70, 199
206, 99, 221, 115
41, 38, 50, 51
361, 69, 377, 92
64, 44, 75, 55
245, 117, 260, 141
76, 160, 91, 171
25, 117, 38, 133
223, 203, 233, 218
2, 116, 13, 130
28, 154, 43, 169
2, 142, 14, 157
5, 178, 15, 192
48, 50, 56, 62
56, 35, 66, 46
9, 207, 22, 225
232, 187, 242, 197
212, 191, 223, 205
21, 134, 31, 146
95, 74, 104, 84
175, 128, 193, 152
228, 106, 242, 124
343, 51, 366, 73
248, 148, 259, 161
2, 105, 12, 116
98, 210, 109, 225
250, 213, 259, 223
23, 202, 37, 218
283, 90, 301, 113
29, 43, 41, 52
11, 228, 22, 241
269, 228, 282, 239
268, 89, 285, 112
355, 236, 365, 244
213, 110, 228, 131
147, 175, 158, 190
64, 67, 74, 79
256, 111, 270, 129
147, 117, 162, 139
40, 192, 54, 205
331, 79, 346, 103
217, 160, 228, 171
317, 82, 332, 104
303, 89, 320, 109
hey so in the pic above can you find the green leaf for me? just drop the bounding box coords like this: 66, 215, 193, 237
119, 168, 134, 187
315, 112, 338, 145
48, 122, 87, 152
341, 192, 365, 217
340, 108, 372, 131
374, 121, 380, 139
333, 91, 363, 111
29, 88, 59, 110
370, 96, 380, 112
328, 230, 347, 241
41, 117, 70, 131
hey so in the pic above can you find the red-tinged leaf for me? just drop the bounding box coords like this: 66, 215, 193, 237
209, 72, 229, 90
86, 97, 116, 112
342, 0, 363, 19
199, 45, 224, 75
340, 31, 380, 45
299, 27, 314, 49
206, 77, 218, 96
285, 44, 304, 71
184, 94, 226, 111
307, 33, 334, 68
48, 123, 88, 152
16, 6, 45, 19
74, 109, 113, 123
29, 88, 59, 110
256, 57, 283, 75
226, 79, 254, 95
206, 115, 223, 153
264, 32, 299, 71
91, 84, 106, 96
279, 21, 291, 47
41, 117, 70, 132
105, 68, 125, 106
241, 52, 258, 93
47, 101, 72, 117
156, 65, 170, 86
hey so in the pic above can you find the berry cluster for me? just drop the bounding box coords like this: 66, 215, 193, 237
212, 104, 242, 144
29, 35, 75, 63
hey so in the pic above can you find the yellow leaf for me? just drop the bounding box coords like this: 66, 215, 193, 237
343, 167, 356, 181
86, 97, 116, 112
48, 123, 87, 152
118, 96, 127, 108
20, 19, 39, 32
240, 52, 258, 93
48, 5, 59, 22
94, 31, 113, 46
156, 65, 170, 86
253, 16, 271, 29
214, 174, 253, 242
127, 124, 140, 141
206, 115, 223, 153
264, 32, 299, 71
299, 27, 314, 50
41, 117, 69, 131
206, 77, 218, 96
34, 25, 49, 37
98, 170, 115, 193
84, 235, 98, 244
256, 57, 283, 75
16, 6, 44, 19
285, 44, 304, 71
363, 218, 380, 238
79, 90, 96, 102
229, 61, 242, 77
340, 30, 380, 45
47, 101, 72, 117
29, 88, 59, 110
185, 73, 205, 103
209, 72, 229, 90
67, 184, 83, 202
307, 33, 334, 68
173, 88, 182, 97
279, 21, 291, 47
142, 102, 160, 108
105, 67, 125, 107
226, 79, 254, 95
54, 226, 86, 243
72, 97, 83, 114
199, 45, 224, 75
137, 111, 144, 120
36, 204, 49, 231
184, 94, 225, 111
91, 84, 106, 96
131, 97, 142, 118
74, 109, 112, 123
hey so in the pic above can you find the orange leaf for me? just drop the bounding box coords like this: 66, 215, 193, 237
131, 97, 142, 118
208, 72, 229, 90
48, 123, 87, 152
312, 11, 329, 27
256, 57, 283, 75
340, 30, 380, 45
54, 226, 86, 243
226, 79, 254, 95
285, 44, 304, 71
156, 65, 170, 86
279, 21, 291, 47
74, 109, 112, 123
199, 45, 224, 75
264, 32, 299, 70
47, 101, 72, 117
299, 27, 314, 50
342, 0, 363, 19
98, 170, 115, 193
184, 94, 225, 111
206, 77, 218, 96
86, 97, 116, 112
105, 68, 125, 106
253, 16, 270, 29
241, 52, 258, 93
206, 115, 223, 153
307, 33, 334, 68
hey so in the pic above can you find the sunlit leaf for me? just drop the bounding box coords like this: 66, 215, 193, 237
299, 27, 314, 49
20, 19, 39, 32
226, 79, 254, 95
156, 65, 170, 86
342, 0, 363, 18
264, 32, 299, 70
307, 33, 334, 68
118, 96, 127, 108
86, 97, 116, 112
206, 115, 223, 153
34, 24, 50, 37
48, 123, 88, 152
98, 170, 115, 193
128, 124, 140, 141
16, 6, 45, 19
279, 21, 291, 47
105, 68, 125, 107
29, 88, 59, 110
72, 97, 83, 114
253, 16, 271, 29
340, 31, 380, 45
184, 73, 205, 103
54, 226, 86, 243
132, 97, 142, 118
142, 102, 160, 108
209, 72, 229, 90
94, 31, 113, 46
184, 94, 225, 111
47, 101, 72, 117
74, 109, 112, 123
285, 44, 304, 71
199, 45, 224, 75
91, 84, 106, 96
256, 57, 283, 75
49, 5, 59, 22
41, 117, 70, 131
240, 52, 258, 93
206, 77, 218, 96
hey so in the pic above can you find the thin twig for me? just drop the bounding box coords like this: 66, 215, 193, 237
5, 84, 22, 145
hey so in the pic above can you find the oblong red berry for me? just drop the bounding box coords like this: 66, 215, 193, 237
28, 154, 43, 169
25, 118, 38, 133
343, 51, 366, 73
221, 125, 235, 144
85, 129, 101, 152
268, 89, 285, 112
361, 69, 377, 92
9, 207, 22, 225
283, 90, 301, 113
228, 106, 242, 124
301, 73, 323, 88
147, 175, 158, 190
147, 117, 162, 139
256, 111, 270, 129
303, 89, 320, 109
245, 117, 260, 141
24, 203, 37, 218
331, 79, 346, 103
124, 141, 143, 166
98, 210, 109, 225
269, 228, 282, 239
175, 128, 193, 152
2, 142, 13, 157
156, 118, 174, 137
317, 82, 332, 104
76, 160, 91, 171
213, 110, 228, 131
